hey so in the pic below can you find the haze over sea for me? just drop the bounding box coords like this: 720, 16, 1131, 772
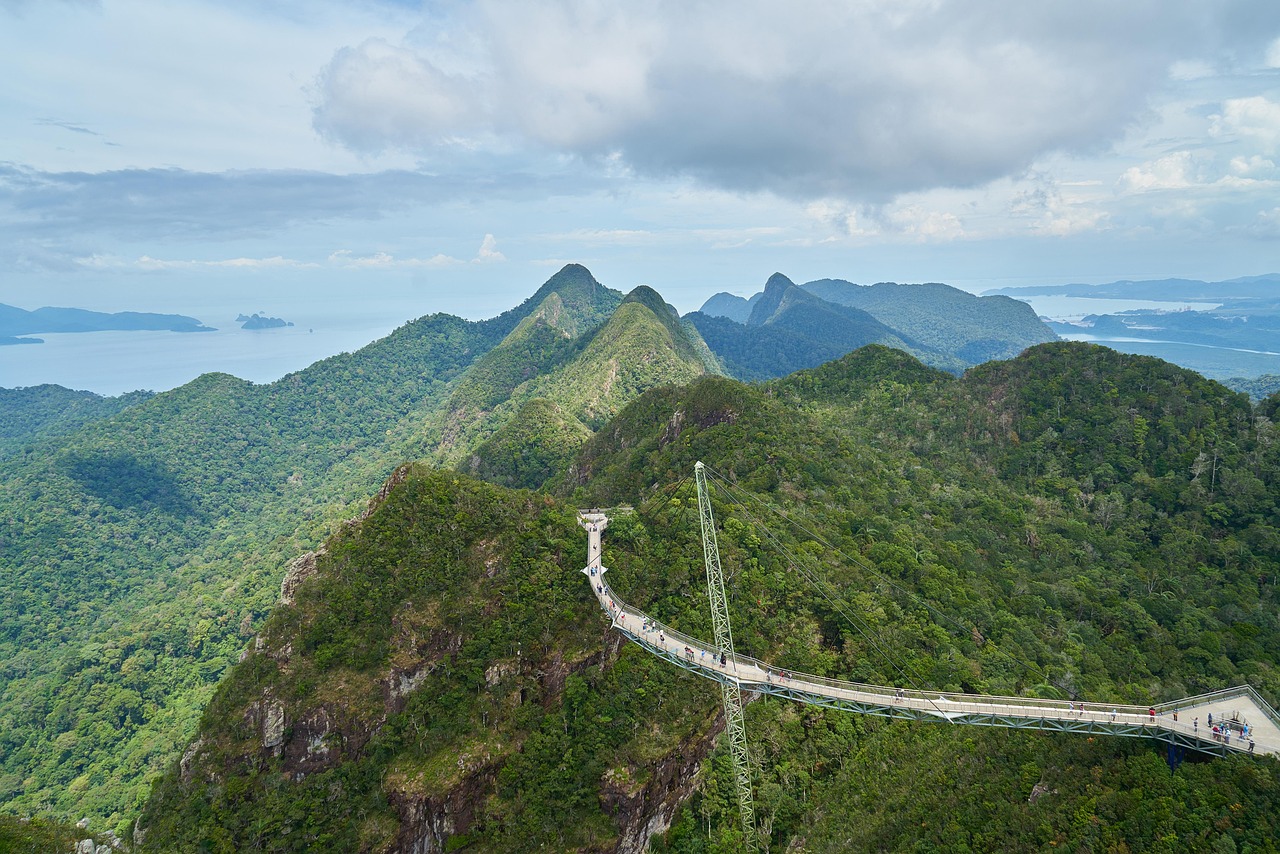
0, 290, 1219, 396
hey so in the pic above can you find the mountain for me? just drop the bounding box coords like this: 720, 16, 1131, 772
688, 273, 942, 381
432, 276, 717, 472
0, 385, 152, 459
0, 265, 716, 836
698, 291, 761, 324
0, 304, 215, 342
1225, 374, 1280, 401
801, 277, 1056, 362
137, 341, 1280, 852
693, 274, 1056, 381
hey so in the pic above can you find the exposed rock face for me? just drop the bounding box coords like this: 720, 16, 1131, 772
279, 549, 323, 605
379, 633, 719, 854
387, 765, 499, 854
602, 718, 722, 854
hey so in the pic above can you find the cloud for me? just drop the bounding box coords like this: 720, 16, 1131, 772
474, 233, 505, 263
313, 39, 485, 152
76, 254, 317, 271
36, 118, 101, 136
1243, 206, 1280, 237
0, 162, 607, 241
1119, 151, 1202, 192
328, 249, 462, 268
311, 0, 1280, 202
1211, 96, 1280, 151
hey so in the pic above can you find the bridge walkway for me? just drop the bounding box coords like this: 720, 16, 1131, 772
578, 512, 1280, 759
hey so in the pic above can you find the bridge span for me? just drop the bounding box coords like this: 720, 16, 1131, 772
578, 511, 1280, 760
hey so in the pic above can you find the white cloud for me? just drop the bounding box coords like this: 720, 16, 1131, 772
1119, 151, 1201, 192
1169, 59, 1215, 81
1211, 96, 1280, 151
77, 254, 317, 271
313, 38, 485, 152
1266, 37, 1280, 68
1243, 206, 1280, 237
474, 233, 505, 263
1228, 155, 1278, 178
311, 0, 1280, 202
327, 249, 463, 269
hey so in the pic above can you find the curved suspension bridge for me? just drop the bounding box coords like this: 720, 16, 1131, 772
577, 499, 1280, 765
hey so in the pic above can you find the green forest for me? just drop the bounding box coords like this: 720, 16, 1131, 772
137, 342, 1280, 852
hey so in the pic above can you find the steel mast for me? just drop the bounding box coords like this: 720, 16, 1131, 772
694, 461, 756, 843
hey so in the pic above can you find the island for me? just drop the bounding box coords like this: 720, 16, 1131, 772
237, 313, 294, 330
0, 303, 214, 344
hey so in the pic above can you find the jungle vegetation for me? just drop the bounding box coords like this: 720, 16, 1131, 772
140, 342, 1280, 852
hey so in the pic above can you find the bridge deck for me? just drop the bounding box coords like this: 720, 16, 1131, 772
578, 512, 1279, 758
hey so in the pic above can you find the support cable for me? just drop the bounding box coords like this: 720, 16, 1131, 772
704, 471, 949, 719
703, 466, 1059, 697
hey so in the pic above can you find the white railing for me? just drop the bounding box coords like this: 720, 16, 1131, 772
589, 570, 1275, 756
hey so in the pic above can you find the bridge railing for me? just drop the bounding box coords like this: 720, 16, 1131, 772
1159, 685, 1280, 731
595, 575, 1160, 718
592, 572, 1278, 754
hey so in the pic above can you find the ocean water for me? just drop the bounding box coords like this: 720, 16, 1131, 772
0, 293, 1253, 397
1006, 295, 1220, 322
0, 297, 436, 396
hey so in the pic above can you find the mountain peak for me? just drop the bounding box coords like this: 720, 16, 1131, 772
621, 284, 679, 320
748, 273, 807, 326
486, 264, 623, 339
764, 272, 796, 291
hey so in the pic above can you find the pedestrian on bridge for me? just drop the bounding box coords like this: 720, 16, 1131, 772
1194, 717, 1198, 732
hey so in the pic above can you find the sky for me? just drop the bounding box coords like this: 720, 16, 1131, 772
3, 0, 1280, 320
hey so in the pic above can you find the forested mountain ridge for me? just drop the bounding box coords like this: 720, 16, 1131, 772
141, 342, 1280, 852
443, 284, 721, 483
687, 273, 945, 381
0, 312, 508, 834
0, 303, 215, 343
691, 272, 1054, 380
0, 264, 717, 837
0, 385, 152, 459
802, 276, 1056, 362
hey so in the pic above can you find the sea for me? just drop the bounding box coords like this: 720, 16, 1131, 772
0, 293, 1259, 397
0, 295, 448, 396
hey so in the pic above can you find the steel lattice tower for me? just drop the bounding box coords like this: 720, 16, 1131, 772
695, 461, 756, 844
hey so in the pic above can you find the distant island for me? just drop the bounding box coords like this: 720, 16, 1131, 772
237, 312, 294, 330
983, 274, 1280, 385
0, 303, 215, 345
982, 273, 1280, 301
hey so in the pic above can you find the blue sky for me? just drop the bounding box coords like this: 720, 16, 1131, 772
3, 0, 1280, 319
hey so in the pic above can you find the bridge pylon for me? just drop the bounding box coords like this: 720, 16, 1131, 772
695, 462, 757, 845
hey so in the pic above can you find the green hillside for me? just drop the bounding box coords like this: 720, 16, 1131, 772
139, 342, 1280, 852
802, 277, 1056, 362
0, 385, 152, 459
693, 274, 1057, 380
0, 265, 715, 836
688, 273, 951, 381
448, 284, 719, 476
